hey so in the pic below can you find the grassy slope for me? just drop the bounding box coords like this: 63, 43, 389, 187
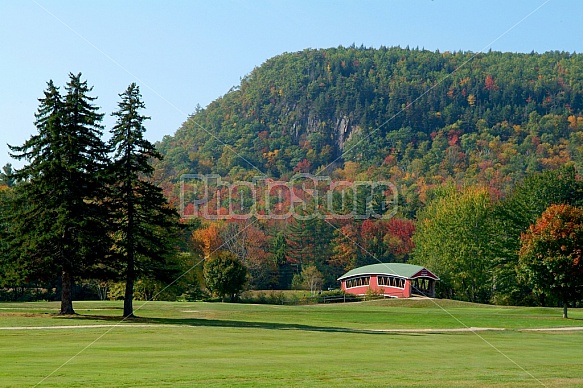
0, 300, 582, 387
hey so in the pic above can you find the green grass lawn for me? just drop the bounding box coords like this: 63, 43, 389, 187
0, 299, 582, 387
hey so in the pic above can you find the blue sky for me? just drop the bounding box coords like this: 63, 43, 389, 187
1, 0, 582, 168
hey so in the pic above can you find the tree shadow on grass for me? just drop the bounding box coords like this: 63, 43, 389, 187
56, 314, 426, 336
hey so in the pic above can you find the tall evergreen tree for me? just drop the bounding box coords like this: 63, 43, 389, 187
285, 217, 317, 268
0, 186, 15, 288
271, 232, 292, 288
285, 215, 334, 285
108, 83, 180, 317
0, 164, 16, 187
5, 74, 110, 314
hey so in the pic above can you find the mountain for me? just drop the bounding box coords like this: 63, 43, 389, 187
153, 46, 583, 216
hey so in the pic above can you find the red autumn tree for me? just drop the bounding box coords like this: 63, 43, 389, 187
519, 204, 583, 318
385, 218, 416, 259
484, 74, 498, 91
293, 158, 311, 173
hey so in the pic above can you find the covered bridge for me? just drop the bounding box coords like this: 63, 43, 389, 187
338, 263, 439, 298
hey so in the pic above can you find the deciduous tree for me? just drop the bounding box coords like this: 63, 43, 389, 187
203, 251, 247, 302
300, 265, 323, 295
519, 204, 583, 318
411, 185, 495, 302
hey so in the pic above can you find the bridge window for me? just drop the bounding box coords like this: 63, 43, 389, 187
378, 275, 405, 289
345, 276, 371, 288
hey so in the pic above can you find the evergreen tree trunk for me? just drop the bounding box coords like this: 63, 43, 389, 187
60, 268, 75, 315
123, 257, 135, 317
123, 154, 135, 318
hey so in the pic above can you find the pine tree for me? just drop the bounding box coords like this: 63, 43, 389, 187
285, 216, 334, 284
285, 217, 317, 268
108, 83, 180, 317
6, 74, 110, 314
0, 164, 16, 187
271, 232, 291, 288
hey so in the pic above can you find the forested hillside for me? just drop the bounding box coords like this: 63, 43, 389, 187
148, 47, 583, 304
155, 46, 583, 215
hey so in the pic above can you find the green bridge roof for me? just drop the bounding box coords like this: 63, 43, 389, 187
337, 263, 439, 281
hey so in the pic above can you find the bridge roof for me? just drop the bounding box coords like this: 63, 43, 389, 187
338, 263, 439, 281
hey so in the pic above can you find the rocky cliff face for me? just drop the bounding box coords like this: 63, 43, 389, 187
286, 103, 357, 156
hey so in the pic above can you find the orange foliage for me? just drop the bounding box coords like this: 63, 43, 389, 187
192, 224, 222, 257
330, 224, 360, 271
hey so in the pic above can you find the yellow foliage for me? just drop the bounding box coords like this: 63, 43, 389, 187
459, 77, 471, 86
568, 115, 583, 130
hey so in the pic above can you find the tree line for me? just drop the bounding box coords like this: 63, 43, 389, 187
182, 165, 583, 314
411, 165, 583, 316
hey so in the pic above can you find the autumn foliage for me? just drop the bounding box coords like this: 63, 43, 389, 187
519, 204, 583, 317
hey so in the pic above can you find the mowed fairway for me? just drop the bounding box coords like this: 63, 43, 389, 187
0, 300, 582, 387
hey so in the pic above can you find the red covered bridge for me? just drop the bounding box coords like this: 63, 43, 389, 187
338, 263, 439, 298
